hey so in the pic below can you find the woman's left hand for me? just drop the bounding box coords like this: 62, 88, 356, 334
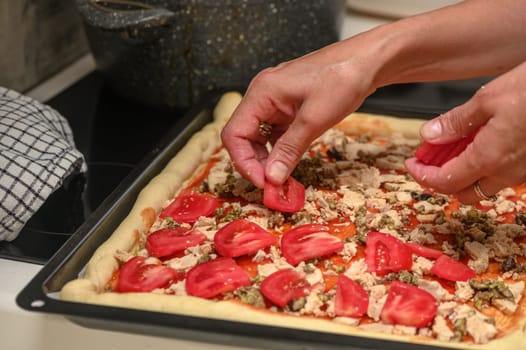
405, 60, 526, 204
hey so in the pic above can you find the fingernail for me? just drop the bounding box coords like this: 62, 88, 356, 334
267, 161, 288, 184
421, 120, 442, 140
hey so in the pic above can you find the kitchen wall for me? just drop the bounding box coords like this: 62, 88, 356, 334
0, 0, 89, 93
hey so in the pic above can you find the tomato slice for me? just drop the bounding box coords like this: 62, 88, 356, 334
260, 269, 313, 308
116, 256, 180, 293
263, 176, 305, 213
430, 254, 477, 282
405, 242, 443, 259
381, 281, 438, 328
280, 224, 343, 266
365, 232, 412, 276
335, 274, 369, 318
214, 218, 277, 257
414, 129, 478, 166
159, 189, 218, 223
185, 257, 251, 299
146, 227, 207, 258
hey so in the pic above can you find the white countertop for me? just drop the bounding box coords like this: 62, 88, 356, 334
2, 10, 395, 350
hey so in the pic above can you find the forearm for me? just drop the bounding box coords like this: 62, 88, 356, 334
355, 0, 526, 87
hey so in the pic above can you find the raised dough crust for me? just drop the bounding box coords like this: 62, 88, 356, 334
61, 92, 526, 350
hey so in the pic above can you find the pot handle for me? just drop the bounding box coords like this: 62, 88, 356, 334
77, 0, 176, 31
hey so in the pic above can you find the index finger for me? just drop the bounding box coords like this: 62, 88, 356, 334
221, 102, 270, 188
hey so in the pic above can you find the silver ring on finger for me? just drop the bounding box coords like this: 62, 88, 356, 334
473, 180, 497, 201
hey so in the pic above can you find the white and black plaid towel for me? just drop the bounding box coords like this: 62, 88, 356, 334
0, 87, 86, 241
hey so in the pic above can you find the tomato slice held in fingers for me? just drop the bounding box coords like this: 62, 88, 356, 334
431, 254, 477, 282
214, 219, 277, 257
415, 129, 478, 166
260, 269, 313, 308
365, 232, 412, 276
405, 242, 443, 259
116, 256, 180, 293
160, 189, 218, 223
335, 274, 369, 318
185, 257, 251, 299
146, 227, 207, 258
280, 224, 344, 266
263, 176, 305, 213
381, 281, 438, 328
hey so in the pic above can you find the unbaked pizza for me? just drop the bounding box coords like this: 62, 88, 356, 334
61, 92, 526, 349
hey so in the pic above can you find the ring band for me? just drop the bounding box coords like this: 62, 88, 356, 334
473, 180, 497, 201
259, 122, 272, 138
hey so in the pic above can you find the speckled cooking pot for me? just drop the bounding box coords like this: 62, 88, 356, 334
77, 0, 344, 110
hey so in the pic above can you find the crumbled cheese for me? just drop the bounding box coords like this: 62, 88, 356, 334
166, 280, 187, 296
493, 281, 525, 314
450, 305, 497, 344
252, 249, 269, 263
495, 199, 516, 215
455, 282, 475, 302
432, 315, 454, 341
437, 301, 458, 317
295, 263, 324, 286
395, 191, 413, 204
344, 258, 376, 290
337, 187, 366, 210
412, 256, 433, 275
300, 285, 326, 317
340, 241, 358, 262
367, 284, 388, 321
192, 217, 218, 240
417, 279, 453, 301
246, 215, 270, 230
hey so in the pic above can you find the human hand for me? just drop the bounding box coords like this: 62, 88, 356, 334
221, 40, 378, 188
405, 61, 526, 204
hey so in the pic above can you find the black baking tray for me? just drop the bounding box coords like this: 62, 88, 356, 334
16, 89, 454, 350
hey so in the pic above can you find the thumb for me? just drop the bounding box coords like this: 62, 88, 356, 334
420, 96, 491, 144
265, 119, 319, 185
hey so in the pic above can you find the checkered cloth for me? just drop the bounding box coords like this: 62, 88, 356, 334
0, 87, 86, 241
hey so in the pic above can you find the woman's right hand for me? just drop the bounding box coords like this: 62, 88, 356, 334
220, 38, 380, 189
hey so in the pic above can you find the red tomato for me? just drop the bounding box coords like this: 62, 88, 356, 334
185, 257, 251, 299
260, 269, 313, 308
405, 242, 443, 259
335, 274, 369, 318
431, 254, 476, 282
159, 189, 218, 223
365, 232, 412, 276
280, 224, 344, 266
381, 281, 438, 328
263, 177, 305, 213
116, 256, 180, 293
214, 219, 277, 257
146, 227, 207, 258
414, 129, 478, 166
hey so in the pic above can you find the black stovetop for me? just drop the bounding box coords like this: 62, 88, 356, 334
0, 71, 485, 264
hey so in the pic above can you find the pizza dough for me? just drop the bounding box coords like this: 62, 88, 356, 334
61, 92, 526, 349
